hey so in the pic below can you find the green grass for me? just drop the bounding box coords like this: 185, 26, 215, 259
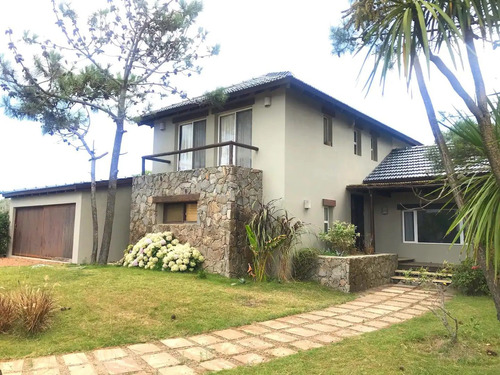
219, 295, 500, 375
0, 265, 353, 360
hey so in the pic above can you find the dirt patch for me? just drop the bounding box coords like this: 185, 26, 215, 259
0, 256, 62, 267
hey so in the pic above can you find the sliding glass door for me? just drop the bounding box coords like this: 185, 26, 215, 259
178, 120, 206, 171
219, 109, 252, 167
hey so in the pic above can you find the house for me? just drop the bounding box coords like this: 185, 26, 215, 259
2, 179, 132, 263
2, 72, 466, 273
131, 71, 462, 276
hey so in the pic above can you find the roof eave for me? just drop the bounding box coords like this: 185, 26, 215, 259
1, 177, 133, 199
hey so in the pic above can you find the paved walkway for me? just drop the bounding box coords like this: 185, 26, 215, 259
0, 284, 443, 375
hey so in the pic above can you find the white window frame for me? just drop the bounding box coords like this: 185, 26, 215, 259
323, 206, 331, 232
354, 129, 362, 156
217, 107, 253, 166
401, 209, 464, 245
177, 118, 206, 171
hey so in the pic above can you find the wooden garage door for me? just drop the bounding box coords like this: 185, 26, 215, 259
13, 204, 75, 259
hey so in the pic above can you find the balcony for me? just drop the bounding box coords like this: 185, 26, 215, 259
141, 141, 259, 175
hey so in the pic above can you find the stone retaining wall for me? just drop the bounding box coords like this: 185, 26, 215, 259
130, 166, 262, 277
312, 253, 398, 292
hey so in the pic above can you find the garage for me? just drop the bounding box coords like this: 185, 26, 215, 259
12, 204, 75, 259
2, 178, 133, 263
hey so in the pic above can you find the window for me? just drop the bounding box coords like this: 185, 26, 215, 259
178, 120, 206, 171
402, 209, 462, 244
370, 135, 378, 161
323, 206, 331, 232
354, 129, 362, 156
219, 109, 252, 167
163, 202, 197, 223
323, 116, 332, 146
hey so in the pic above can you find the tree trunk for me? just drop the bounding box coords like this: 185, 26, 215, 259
476, 247, 500, 321
98, 118, 125, 264
90, 154, 99, 264
464, 29, 500, 189
414, 58, 464, 209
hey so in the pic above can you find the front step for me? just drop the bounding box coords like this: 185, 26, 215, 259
391, 269, 453, 286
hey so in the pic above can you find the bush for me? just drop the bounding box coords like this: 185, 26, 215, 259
123, 232, 204, 272
0, 293, 16, 333
13, 286, 55, 334
246, 200, 306, 282
452, 258, 489, 296
319, 221, 360, 255
292, 248, 319, 281
0, 211, 10, 257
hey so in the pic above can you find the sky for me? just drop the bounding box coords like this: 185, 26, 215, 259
0, 0, 498, 193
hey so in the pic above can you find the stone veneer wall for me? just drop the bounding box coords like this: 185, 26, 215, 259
130, 166, 262, 277
311, 253, 398, 292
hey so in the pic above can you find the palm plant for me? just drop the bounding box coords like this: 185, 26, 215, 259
332, 0, 500, 319
445, 104, 500, 318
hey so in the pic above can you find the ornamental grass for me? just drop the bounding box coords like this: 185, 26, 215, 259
13, 285, 55, 334
0, 292, 16, 332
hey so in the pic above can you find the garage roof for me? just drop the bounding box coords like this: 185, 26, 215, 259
1, 177, 133, 199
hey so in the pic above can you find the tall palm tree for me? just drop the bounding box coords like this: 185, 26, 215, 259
332, 0, 500, 319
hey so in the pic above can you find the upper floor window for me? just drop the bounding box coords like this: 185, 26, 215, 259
370, 135, 378, 161
402, 209, 462, 244
354, 129, 362, 156
178, 120, 206, 171
219, 109, 252, 167
323, 116, 332, 146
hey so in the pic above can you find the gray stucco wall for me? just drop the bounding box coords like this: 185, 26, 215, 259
130, 166, 263, 277
373, 191, 465, 264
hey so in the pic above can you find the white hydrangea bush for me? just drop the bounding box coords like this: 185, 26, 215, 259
122, 232, 204, 272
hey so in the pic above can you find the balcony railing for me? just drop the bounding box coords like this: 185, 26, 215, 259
141, 141, 259, 175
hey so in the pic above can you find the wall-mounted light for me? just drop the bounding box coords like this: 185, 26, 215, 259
304, 200, 311, 209
159, 123, 166, 131
264, 96, 272, 107
381, 206, 388, 215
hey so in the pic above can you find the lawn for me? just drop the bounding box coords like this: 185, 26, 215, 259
219, 295, 500, 375
0, 264, 353, 360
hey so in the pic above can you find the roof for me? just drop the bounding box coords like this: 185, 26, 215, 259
362, 145, 490, 184
1, 177, 133, 199
138, 71, 421, 146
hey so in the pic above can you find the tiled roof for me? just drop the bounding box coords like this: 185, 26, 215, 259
143, 71, 292, 116
363, 145, 489, 183
139, 71, 421, 146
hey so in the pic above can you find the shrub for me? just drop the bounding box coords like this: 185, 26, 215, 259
0, 211, 10, 257
123, 232, 204, 272
292, 248, 319, 281
13, 286, 55, 334
246, 200, 306, 282
319, 221, 360, 255
0, 293, 16, 333
452, 258, 489, 296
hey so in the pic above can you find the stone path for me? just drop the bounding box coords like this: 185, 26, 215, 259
0, 284, 444, 375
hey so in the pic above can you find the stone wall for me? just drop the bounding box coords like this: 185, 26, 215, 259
312, 253, 398, 292
130, 166, 262, 277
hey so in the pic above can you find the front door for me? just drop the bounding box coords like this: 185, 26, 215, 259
351, 194, 365, 251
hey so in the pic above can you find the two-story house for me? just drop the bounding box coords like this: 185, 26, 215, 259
3, 72, 466, 275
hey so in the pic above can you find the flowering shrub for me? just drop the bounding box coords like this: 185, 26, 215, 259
122, 232, 204, 272
452, 258, 489, 295
319, 221, 360, 256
